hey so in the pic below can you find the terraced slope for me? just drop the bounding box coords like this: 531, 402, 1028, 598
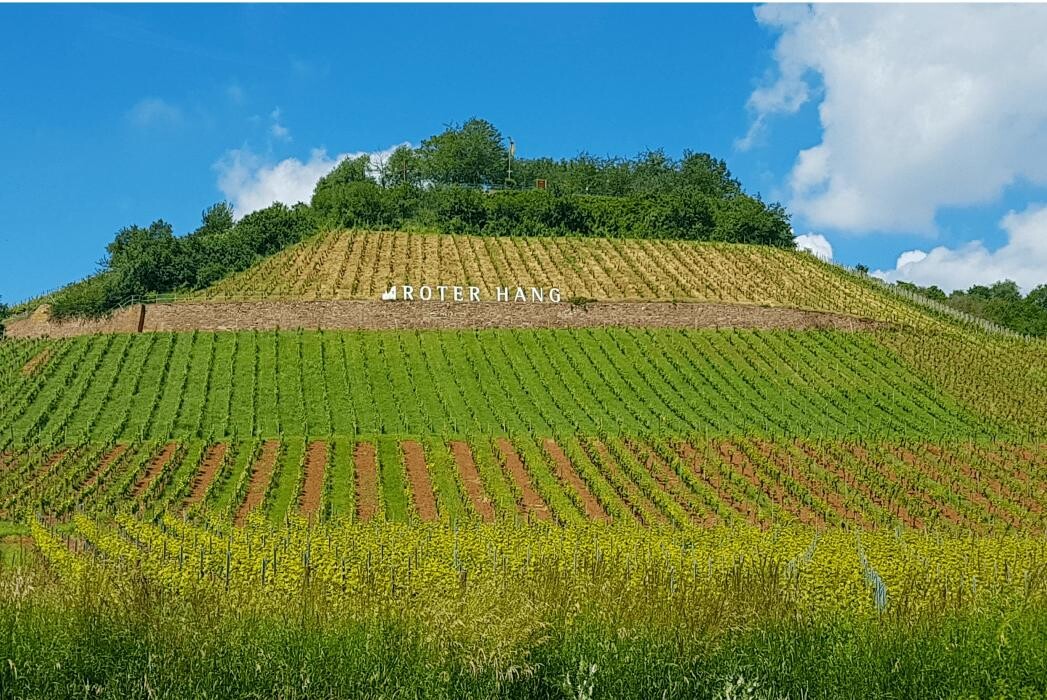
195, 230, 931, 326
5, 436, 1044, 532
0, 329, 999, 448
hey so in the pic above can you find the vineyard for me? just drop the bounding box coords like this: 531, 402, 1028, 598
4, 327, 1035, 449
194, 230, 939, 326
3, 231, 1047, 698
3, 435, 1044, 532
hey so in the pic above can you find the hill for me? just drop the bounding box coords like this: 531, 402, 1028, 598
4, 226, 1047, 698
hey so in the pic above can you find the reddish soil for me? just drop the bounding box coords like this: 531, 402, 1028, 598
185, 444, 228, 507
494, 438, 551, 522
80, 445, 128, 493
925, 444, 1041, 516
842, 443, 971, 530
892, 446, 1020, 530
624, 439, 714, 526
590, 440, 666, 526
449, 441, 495, 523
235, 440, 280, 525
354, 442, 380, 522
132, 442, 178, 499
298, 441, 328, 519
402, 441, 438, 522
543, 439, 609, 523
716, 441, 823, 526
795, 441, 921, 529
21, 349, 52, 376
753, 439, 870, 529
676, 442, 760, 525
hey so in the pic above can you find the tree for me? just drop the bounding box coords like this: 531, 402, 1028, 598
418, 118, 508, 187
382, 146, 420, 187
106, 220, 188, 299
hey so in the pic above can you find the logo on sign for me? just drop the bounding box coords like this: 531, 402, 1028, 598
381, 285, 562, 303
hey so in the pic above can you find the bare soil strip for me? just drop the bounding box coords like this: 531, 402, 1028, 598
716, 441, 822, 526
494, 438, 551, 522
354, 442, 380, 522
7, 300, 884, 339
185, 444, 228, 507
676, 442, 760, 525
80, 445, 128, 493
449, 441, 495, 522
892, 446, 1019, 530
543, 439, 609, 523
235, 440, 280, 525
299, 441, 328, 518
131, 442, 178, 499
752, 439, 869, 529
590, 440, 667, 526
402, 441, 438, 521
20, 349, 52, 375
626, 439, 715, 526
798, 442, 923, 529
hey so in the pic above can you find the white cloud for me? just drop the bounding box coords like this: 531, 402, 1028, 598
747, 5, 1047, 233
269, 108, 291, 142
794, 233, 833, 261
872, 203, 1047, 293
214, 143, 409, 218
127, 97, 182, 128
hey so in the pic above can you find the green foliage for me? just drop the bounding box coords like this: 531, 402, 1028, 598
43, 202, 316, 319
0, 328, 999, 449
899, 279, 1047, 337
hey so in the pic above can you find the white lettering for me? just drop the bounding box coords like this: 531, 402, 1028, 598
469, 286, 480, 302
549, 288, 561, 303
381, 286, 397, 301
497, 287, 509, 302
437, 285, 447, 301
514, 287, 527, 302
419, 285, 432, 301
403, 285, 414, 301
453, 286, 464, 302
530, 287, 544, 303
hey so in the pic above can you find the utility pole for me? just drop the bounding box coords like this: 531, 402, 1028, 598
507, 138, 515, 188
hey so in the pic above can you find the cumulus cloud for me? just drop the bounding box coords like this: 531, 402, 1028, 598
127, 97, 182, 128
794, 233, 833, 261
214, 143, 408, 218
872, 203, 1047, 293
746, 5, 1047, 233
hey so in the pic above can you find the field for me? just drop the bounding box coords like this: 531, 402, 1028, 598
195, 231, 935, 322
3, 231, 1047, 697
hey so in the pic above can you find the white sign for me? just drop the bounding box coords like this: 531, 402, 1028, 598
381, 285, 561, 303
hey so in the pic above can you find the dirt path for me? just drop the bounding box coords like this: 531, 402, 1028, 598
132, 442, 178, 499
298, 441, 328, 519
235, 440, 280, 525
185, 444, 228, 507
449, 441, 495, 523
543, 439, 609, 523
354, 442, 380, 522
21, 349, 52, 375
402, 441, 438, 522
495, 438, 551, 522
80, 445, 127, 493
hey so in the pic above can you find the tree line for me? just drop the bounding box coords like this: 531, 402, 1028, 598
898, 279, 1047, 337
17, 118, 793, 319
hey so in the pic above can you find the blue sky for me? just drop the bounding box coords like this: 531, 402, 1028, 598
2, 4, 1047, 304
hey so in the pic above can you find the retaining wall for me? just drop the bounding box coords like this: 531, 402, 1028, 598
5, 300, 882, 338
